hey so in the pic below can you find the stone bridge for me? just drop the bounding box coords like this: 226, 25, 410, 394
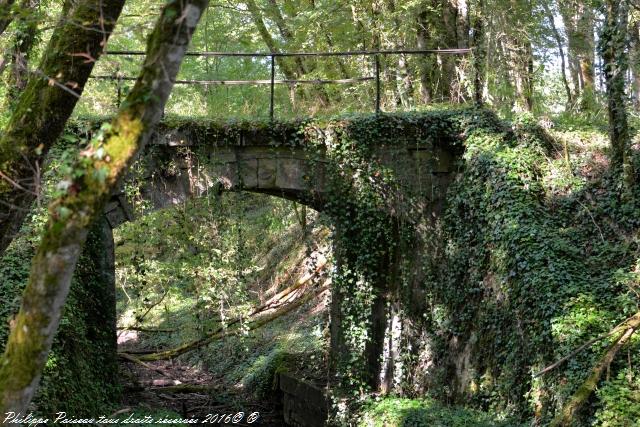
98, 110, 475, 391
104, 113, 462, 227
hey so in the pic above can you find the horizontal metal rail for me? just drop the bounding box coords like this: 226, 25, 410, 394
104, 48, 472, 58
92, 75, 374, 86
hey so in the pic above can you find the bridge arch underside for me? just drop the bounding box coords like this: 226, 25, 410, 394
102, 115, 463, 391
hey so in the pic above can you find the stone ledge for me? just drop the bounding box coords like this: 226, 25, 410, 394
279, 373, 328, 427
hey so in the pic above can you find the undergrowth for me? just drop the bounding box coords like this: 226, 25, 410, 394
417, 111, 640, 424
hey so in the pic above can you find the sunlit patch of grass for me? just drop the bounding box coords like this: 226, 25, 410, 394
359, 397, 522, 427
542, 124, 610, 198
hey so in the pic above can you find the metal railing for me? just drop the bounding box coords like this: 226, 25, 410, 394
93, 48, 473, 120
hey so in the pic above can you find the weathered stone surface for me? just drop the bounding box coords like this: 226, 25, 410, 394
105, 116, 460, 227
258, 158, 277, 188
279, 373, 328, 427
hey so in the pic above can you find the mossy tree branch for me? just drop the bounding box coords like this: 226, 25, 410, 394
0, 0, 209, 413
0, 0, 125, 256
0, 0, 17, 36
550, 311, 640, 426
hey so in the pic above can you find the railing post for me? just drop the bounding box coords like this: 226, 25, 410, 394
270, 54, 275, 121
375, 54, 381, 115
116, 69, 122, 109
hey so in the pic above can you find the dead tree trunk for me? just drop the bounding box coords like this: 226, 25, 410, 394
550, 312, 640, 426
0, 0, 208, 413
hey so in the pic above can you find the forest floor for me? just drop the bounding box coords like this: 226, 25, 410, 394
117, 355, 284, 425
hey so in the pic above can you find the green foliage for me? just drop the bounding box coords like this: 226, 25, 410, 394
359, 397, 522, 427
6, 107, 640, 425
416, 110, 640, 423
115, 193, 289, 334
114, 189, 329, 397
241, 347, 297, 399
594, 370, 640, 426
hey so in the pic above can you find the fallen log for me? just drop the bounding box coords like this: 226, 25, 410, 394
117, 260, 327, 336
118, 327, 178, 333
118, 352, 176, 380
120, 284, 329, 361
535, 312, 639, 377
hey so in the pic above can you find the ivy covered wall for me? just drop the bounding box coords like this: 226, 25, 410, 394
404, 113, 640, 424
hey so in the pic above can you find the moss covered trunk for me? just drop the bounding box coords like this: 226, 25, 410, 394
551, 312, 640, 426
0, 0, 125, 257
0, 0, 208, 413
601, 0, 633, 187
0, 0, 16, 36
7, 0, 40, 102
0, 215, 119, 415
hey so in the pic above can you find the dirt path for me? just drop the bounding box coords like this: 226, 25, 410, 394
118, 351, 285, 425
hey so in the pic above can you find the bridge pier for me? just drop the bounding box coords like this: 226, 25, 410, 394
327, 215, 403, 392
79, 216, 118, 366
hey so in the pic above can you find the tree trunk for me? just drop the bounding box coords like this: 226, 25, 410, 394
543, 1, 573, 107
128, 284, 328, 362
576, 4, 596, 109
244, 0, 294, 79
601, 0, 631, 182
263, 0, 331, 107
0, 0, 16, 36
508, 38, 533, 112
0, 0, 208, 413
416, 8, 432, 103
7, 0, 39, 102
439, 0, 459, 101
369, 0, 398, 108
306, 0, 350, 82
471, 0, 484, 104
0, 0, 126, 257
550, 312, 640, 426
245, 0, 329, 108
387, 0, 414, 108
560, 0, 596, 109
504, 0, 533, 112
264, 0, 309, 76
629, 20, 640, 110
